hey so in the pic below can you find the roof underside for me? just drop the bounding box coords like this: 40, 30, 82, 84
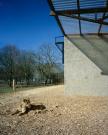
48, 0, 108, 35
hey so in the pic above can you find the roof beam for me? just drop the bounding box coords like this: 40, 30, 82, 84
77, 0, 82, 35
56, 7, 108, 15
98, 0, 108, 34
55, 13, 108, 26
48, 0, 108, 35
98, 12, 106, 34
47, 0, 66, 36
97, 15, 108, 21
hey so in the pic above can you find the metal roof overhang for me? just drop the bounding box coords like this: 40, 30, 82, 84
47, 0, 108, 35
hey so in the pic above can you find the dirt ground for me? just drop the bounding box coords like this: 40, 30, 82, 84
0, 85, 108, 135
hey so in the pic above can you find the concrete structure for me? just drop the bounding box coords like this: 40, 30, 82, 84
48, 0, 108, 96
64, 35, 108, 96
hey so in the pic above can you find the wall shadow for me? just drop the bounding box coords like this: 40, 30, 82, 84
66, 35, 108, 75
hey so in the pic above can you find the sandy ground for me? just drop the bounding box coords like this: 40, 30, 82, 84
0, 85, 108, 135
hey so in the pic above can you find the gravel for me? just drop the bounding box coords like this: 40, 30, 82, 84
0, 85, 108, 135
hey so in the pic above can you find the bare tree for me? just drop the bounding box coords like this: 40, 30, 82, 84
0, 45, 36, 86
36, 44, 57, 84
19, 50, 36, 85
0, 45, 20, 86
0, 44, 63, 87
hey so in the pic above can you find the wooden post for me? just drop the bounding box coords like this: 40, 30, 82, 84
13, 79, 15, 91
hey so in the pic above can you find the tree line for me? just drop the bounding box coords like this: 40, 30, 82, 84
0, 44, 64, 87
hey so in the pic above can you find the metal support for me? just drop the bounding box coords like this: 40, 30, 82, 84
62, 43, 64, 64
98, 0, 108, 34
47, 0, 66, 36
77, 0, 82, 35
48, 0, 108, 35
55, 36, 64, 64
55, 13, 108, 26
56, 7, 108, 15
97, 15, 108, 21
98, 13, 106, 34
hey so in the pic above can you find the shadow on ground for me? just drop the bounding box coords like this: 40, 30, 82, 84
23, 104, 47, 115
11, 104, 47, 116
30, 104, 46, 111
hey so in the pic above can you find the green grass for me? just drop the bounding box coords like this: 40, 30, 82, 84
0, 86, 33, 93
0, 84, 58, 93
0, 86, 40, 93
0, 87, 13, 93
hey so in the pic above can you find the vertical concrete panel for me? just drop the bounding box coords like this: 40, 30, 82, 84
64, 36, 108, 96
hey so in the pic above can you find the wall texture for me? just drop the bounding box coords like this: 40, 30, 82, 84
64, 35, 108, 96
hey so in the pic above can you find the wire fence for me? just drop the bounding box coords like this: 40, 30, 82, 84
0, 73, 64, 93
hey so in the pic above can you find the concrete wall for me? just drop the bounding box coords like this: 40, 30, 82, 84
64, 35, 108, 96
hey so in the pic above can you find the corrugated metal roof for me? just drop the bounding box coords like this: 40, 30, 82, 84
48, 0, 108, 35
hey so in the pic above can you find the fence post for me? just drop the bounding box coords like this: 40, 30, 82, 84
13, 79, 15, 91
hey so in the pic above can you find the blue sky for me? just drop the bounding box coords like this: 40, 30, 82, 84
0, 0, 62, 51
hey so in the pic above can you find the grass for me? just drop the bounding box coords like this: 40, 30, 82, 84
0, 85, 41, 93
0, 86, 35, 93
0, 84, 60, 93
0, 87, 13, 93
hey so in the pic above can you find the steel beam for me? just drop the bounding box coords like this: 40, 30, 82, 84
54, 13, 108, 26
98, 12, 106, 34
47, 0, 66, 36
97, 15, 108, 21
56, 7, 108, 15
48, 0, 108, 35
77, 0, 82, 35
98, 0, 108, 34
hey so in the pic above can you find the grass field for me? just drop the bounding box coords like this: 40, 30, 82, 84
0, 85, 56, 93
0, 87, 13, 93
